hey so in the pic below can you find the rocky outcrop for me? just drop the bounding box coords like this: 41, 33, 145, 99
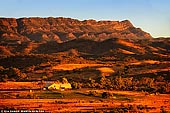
0, 17, 152, 43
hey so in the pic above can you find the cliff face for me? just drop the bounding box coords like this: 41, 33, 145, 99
0, 17, 152, 43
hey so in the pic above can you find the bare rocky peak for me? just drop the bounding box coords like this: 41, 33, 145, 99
0, 17, 152, 43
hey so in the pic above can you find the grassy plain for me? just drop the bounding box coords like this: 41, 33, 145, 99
0, 87, 170, 113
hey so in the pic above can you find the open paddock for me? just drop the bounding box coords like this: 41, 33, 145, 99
0, 89, 169, 112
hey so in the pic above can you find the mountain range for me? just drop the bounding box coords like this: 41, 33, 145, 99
0, 17, 169, 87
0, 17, 169, 58
0, 17, 152, 43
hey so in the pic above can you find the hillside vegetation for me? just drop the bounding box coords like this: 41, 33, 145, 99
0, 17, 169, 94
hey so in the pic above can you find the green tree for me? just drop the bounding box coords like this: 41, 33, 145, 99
112, 76, 125, 90
42, 75, 48, 80
71, 82, 82, 89
124, 77, 133, 90
102, 92, 113, 98
140, 77, 155, 88
62, 77, 68, 83
89, 78, 96, 88
88, 90, 98, 96
156, 76, 164, 82
8, 67, 26, 81
99, 76, 112, 89
100, 76, 107, 89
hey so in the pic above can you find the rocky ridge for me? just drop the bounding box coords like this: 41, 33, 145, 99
0, 17, 152, 43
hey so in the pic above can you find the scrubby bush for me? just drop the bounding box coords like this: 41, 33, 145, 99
71, 81, 82, 89
102, 92, 113, 98
88, 90, 98, 96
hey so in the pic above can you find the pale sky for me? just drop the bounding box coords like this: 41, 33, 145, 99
0, 0, 170, 37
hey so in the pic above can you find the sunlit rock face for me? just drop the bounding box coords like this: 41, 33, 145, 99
0, 17, 152, 43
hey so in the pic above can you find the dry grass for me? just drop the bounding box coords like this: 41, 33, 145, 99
148, 46, 159, 51
118, 48, 135, 54
97, 67, 115, 76
130, 60, 160, 65
143, 60, 160, 64
0, 82, 40, 89
52, 64, 102, 70
153, 52, 169, 57
0, 89, 169, 113
117, 39, 145, 53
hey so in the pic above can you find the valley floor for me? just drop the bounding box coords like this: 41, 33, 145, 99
0, 89, 170, 113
